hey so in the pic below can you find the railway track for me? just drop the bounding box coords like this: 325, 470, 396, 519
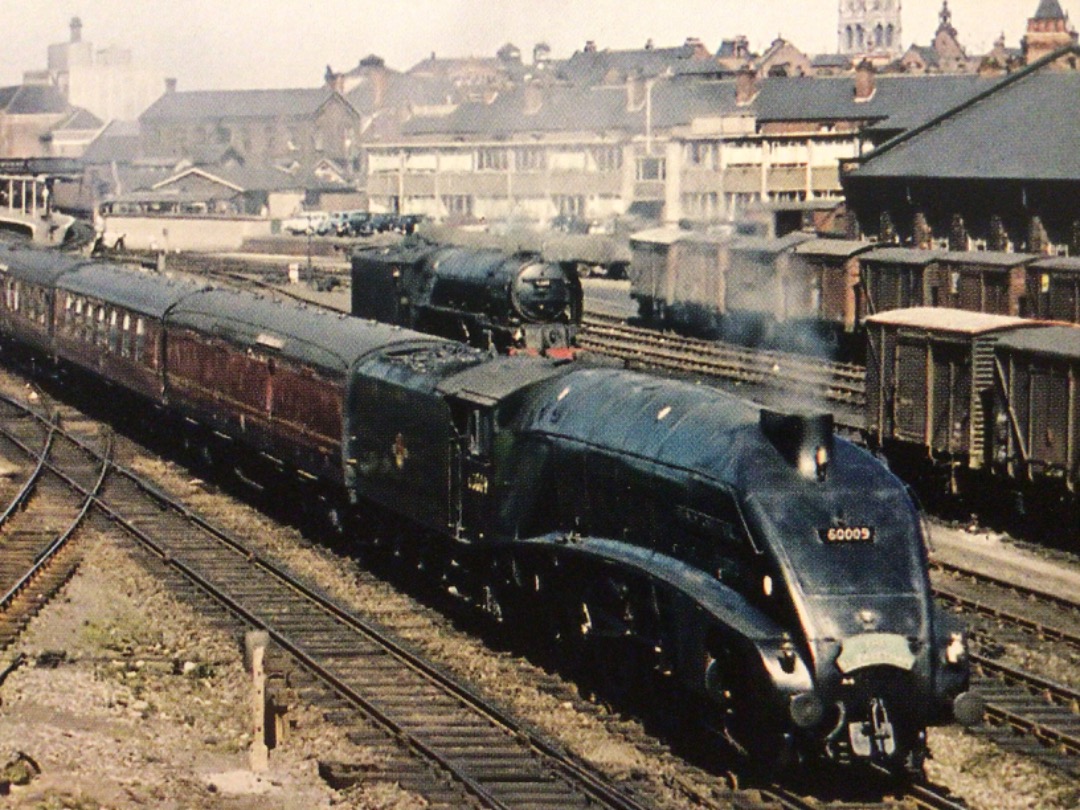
0, 406, 647, 810
931, 562, 1080, 773
0, 369, 966, 810
578, 313, 867, 410
0, 391, 110, 650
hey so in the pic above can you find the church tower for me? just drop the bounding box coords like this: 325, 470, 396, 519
838, 0, 903, 62
1022, 0, 1078, 65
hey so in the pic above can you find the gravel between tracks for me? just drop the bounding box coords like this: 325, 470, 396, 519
0, 435, 1076, 807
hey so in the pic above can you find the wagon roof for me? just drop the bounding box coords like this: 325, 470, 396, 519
629, 227, 685, 246
731, 231, 814, 254
169, 288, 448, 373
57, 264, 208, 317
865, 306, 1031, 334
862, 247, 947, 265
936, 251, 1033, 268
436, 356, 568, 406
994, 324, 1080, 359
791, 238, 876, 258
0, 247, 87, 285
1030, 255, 1080, 273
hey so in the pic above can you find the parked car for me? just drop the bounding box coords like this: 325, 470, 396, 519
282, 211, 329, 235
317, 211, 351, 236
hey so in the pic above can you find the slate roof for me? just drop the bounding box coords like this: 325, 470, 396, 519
556, 44, 707, 85
398, 79, 748, 138
0, 84, 69, 116
848, 46, 1080, 181
81, 120, 143, 164
52, 107, 103, 131
1035, 0, 1067, 20
346, 70, 457, 111
141, 87, 352, 122
153, 164, 307, 192
755, 74, 998, 129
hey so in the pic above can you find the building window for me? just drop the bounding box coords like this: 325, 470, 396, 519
443, 194, 474, 218
592, 146, 623, 172
687, 142, 718, 168
553, 195, 585, 217
636, 157, 666, 181
515, 148, 546, 171
477, 148, 509, 171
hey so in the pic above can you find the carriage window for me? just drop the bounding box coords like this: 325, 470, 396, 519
134, 317, 146, 363
121, 313, 132, 357
96, 307, 107, 346
109, 310, 120, 353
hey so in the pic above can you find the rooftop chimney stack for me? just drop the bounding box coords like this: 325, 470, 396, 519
854, 59, 876, 101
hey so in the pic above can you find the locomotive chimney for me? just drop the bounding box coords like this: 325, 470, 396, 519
760, 409, 835, 481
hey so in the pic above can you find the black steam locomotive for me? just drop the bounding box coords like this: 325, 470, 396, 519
0, 244, 978, 777
351, 239, 583, 354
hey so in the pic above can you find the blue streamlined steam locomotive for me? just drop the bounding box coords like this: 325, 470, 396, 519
0, 243, 978, 776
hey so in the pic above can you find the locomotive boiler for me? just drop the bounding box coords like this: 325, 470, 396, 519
351, 239, 583, 354
0, 243, 979, 778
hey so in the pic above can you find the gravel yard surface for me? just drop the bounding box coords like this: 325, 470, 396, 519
0, 531, 424, 809
0, 366, 1076, 807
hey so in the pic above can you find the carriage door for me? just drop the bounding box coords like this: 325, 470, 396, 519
460, 405, 495, 540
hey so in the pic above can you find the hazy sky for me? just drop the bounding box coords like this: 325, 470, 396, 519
0, 1, 1060, 91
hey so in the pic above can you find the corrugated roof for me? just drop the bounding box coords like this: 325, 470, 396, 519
995, 324, 1080, 358
865, 306, 1031, 333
